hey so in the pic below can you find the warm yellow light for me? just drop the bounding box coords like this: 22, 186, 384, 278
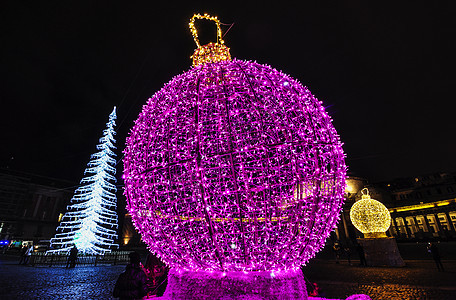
344, 178, 365, 195
389, 199, 454, 213
189, 13, 232, 66
345, 180, 356, 194
350, 188, 391, 238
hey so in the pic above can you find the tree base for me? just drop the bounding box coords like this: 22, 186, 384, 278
162, 269, 307, 300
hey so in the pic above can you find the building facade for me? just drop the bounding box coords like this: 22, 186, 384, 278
0, 169, 75, 244
382, 172, 456, 241
335, 172, 456, 244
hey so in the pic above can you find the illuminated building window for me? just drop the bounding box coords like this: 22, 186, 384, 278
405, 217, 418, 236
437, 213, 450, 230
416, 215, 428, 232
450, 212, 456, 228
395, 217, 406, 235
426, 215, 439, 236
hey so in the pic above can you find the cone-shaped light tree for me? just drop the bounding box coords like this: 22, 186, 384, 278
49, 107, 119, 255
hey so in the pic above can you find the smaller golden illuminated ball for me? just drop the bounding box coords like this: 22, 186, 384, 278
350, 188, 391, 238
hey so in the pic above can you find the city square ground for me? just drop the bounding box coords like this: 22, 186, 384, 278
1, 242, 455, 300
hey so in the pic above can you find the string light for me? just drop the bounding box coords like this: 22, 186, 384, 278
189, 13, 231, 66
350, 188, 391, 238
49, 107, 119, 255
123, 14, 346, 274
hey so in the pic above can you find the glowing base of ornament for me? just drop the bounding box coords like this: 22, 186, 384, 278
358, 237, 405, 267
162, 269, 307, 300
363, 232, 387, 238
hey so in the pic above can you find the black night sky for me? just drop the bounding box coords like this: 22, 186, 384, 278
1, 2, 455, 185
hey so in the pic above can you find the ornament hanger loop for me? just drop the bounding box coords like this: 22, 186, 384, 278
361, 188, 370, 199
189, 13, 225, 48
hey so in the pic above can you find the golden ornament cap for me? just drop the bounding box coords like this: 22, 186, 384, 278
189, 13, 232, 67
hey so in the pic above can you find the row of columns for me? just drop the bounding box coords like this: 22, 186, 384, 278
335, 212, 356, 243
391, 209, 456, 239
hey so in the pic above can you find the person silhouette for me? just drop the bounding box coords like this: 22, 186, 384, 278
428, 243, 444, 271
356, 242, 367, 266
333, 241, 341, 264
113, 251, 148, 299
18, 245, 28, 265
66, 245, 78, 268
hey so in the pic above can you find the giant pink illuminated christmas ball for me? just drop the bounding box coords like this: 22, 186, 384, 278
123, 56, 346, 272
125, 13, 347, 275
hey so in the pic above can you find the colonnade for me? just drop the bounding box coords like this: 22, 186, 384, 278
390, 210, 456, 239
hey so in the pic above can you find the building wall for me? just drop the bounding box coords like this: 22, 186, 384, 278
0, 173, 30, 241
0, 169, 74, 243
336, 172, 456, 244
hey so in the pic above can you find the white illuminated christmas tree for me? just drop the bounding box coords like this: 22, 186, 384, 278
49, 107, 119, 255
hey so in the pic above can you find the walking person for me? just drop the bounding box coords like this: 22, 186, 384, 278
333, 241, 341, 264
23, 245, 33, 265
356, 242, 367, 266
343, 245, 352, 265
428, 242, 444, 271
66, 245, 78, 268
18, 245, 28, 265
113, 251, 148, 300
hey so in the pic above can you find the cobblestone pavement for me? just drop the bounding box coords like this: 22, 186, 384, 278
2, 254, 456, 299
0, 255, 125, 299
302, 259, 456, 300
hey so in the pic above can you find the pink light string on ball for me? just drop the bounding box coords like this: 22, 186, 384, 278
123, 58, 346, 272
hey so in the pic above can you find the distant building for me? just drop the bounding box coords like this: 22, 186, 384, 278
0, 169, 75, 244
381, 172, 456, 241
336, 172, 456, 244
